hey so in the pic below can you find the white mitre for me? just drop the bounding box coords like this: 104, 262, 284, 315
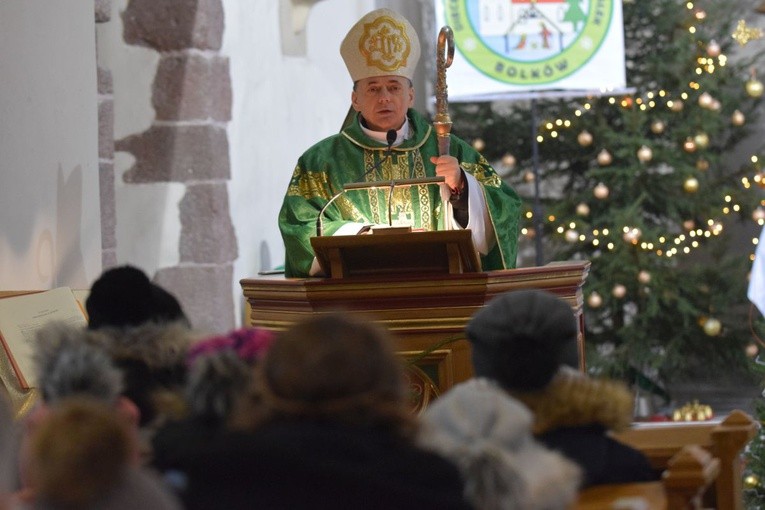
340, 8, 421, 82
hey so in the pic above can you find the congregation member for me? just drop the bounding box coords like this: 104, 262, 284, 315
151, 327, 275, 473
465, 289, 658, 487
171, 313, 473, 509
418, 378, 582, 510
279, 8, 521, 277
84, 265, 199, 447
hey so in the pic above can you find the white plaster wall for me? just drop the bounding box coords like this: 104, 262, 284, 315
0, 0, 100, 290
226, 0, 375, 322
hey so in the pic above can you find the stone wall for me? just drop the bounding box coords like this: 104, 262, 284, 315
107, 0, 236, 332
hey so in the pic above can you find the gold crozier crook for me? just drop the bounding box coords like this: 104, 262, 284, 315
434, 26, 454, 156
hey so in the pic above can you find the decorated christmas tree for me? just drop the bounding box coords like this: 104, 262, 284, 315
449, 0, 764, 389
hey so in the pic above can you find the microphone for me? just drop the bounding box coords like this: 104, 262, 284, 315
357, 129, 397, 182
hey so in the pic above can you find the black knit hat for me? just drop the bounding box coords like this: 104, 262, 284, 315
465, 290, 578, 392
86, 265, 188, 330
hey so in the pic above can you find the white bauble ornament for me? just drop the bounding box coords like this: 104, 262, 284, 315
636, 145, 653, 163
593, 182, 610, 199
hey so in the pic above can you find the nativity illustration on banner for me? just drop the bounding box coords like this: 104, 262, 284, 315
437, 0, 627, 101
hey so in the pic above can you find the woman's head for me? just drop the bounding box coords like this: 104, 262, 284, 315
257, 313, 414, 434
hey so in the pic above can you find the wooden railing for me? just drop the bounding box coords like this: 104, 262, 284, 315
576, 410, 757, 509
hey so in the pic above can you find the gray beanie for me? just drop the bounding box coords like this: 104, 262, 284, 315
465, 290, 578, 391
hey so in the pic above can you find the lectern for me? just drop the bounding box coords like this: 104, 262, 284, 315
241, 241, 590, 400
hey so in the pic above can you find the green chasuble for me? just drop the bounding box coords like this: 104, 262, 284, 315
278, 108, 521, 277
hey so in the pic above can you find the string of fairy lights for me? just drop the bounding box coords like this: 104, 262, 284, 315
484, 2, 765, 263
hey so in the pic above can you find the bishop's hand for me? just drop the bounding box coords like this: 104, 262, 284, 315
430, 155, 463, 193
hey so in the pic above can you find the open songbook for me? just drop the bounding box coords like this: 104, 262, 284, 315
0, 287, 88, 389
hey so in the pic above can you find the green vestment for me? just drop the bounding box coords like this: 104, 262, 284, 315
278, 109, 521, 277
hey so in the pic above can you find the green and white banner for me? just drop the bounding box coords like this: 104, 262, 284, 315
437, 0, 626, 101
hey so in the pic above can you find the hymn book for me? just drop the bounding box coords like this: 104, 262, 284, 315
0, 287, 88, 389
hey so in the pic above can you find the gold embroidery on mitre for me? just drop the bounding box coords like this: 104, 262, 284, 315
359, 16, 411, 72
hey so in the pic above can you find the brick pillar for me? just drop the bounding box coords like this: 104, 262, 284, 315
116, 0, 236, 333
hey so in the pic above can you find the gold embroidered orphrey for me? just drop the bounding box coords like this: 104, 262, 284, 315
358, 15, 411, 72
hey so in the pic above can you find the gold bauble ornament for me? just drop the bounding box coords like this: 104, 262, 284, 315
622, 227, 642, 244
472, 138, 486, 151
670, 99, 684, 112
682, 138, 697, 153
577, 130, 594, 147
593, 182, 610, 199
746, 78, 764, 98
703, 317, 722, 336
746, 343, 759, 358
501, 153, 517, 168
638, 270, 651, 284
683, 219, 696, 231
706, 39, 721, 58
684, 177, 699, 193
698, 92, 714, 109
695, 158, 710, 171
564, 229, 579, 243
636, 145, 653, 163
576, 202, 590, 217
710, 99, 722, 112
587, 292, 603, 308
650, 120, 665, 134
753, 208, 765, 222
612, 284, 627, 299
693, 132, 709, 150
525, 227, 536, 239
731, 109, 746, 126
756, 172, 765, 189
597, 149, 613, 166
523, 170, 535, 183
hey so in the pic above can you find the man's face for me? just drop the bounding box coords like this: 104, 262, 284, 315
351, 76, 415, 132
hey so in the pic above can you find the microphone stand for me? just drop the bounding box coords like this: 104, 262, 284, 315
316, 177, 446, 236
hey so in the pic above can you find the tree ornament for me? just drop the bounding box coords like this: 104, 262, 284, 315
683, 219, 696, 231
732, 20, 763, 46
612, 284, 627, 299
694, 9, 706, 20
706, 39, 721, 57
638, 270, 651, 284
636, 145, 653, 163
698, 92, 714, 109
597, 149, 613, 166
756, 172, 765, 189
622, 227, 642, 244
576, 202, 590, 217
593, 182, 610, 199
710, 99, 722, 111
577, 130, 594, 147
472, 138, 486, 151
731, 109, 746, 126
753, 208, 765, 222
703, 317, 722, 336
501, 153, 517, 168
696, 158, 710, 171
525, 227, 536, 239
670, 99, 684, 112
683, 138, 697, 153
693, 132, 710, 150
587, 292, 603, 308
523, 170, 535, 183
746, 343, 759, 357
684, 177, 700, 193
650, 120, 665, 134
746, 77, 764, 98
564, 229, 579, 243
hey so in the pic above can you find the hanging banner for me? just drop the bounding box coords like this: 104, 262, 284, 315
436, 0, 627, 101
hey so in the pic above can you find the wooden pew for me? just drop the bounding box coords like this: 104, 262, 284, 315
612, 410, 757, 510
576, 444, 720, 510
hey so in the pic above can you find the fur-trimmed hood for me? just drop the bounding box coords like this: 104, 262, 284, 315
511, 367, 635, 435
86, 321, 198, 370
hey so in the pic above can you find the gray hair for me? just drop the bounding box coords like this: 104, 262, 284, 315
34, 321, 123, 405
